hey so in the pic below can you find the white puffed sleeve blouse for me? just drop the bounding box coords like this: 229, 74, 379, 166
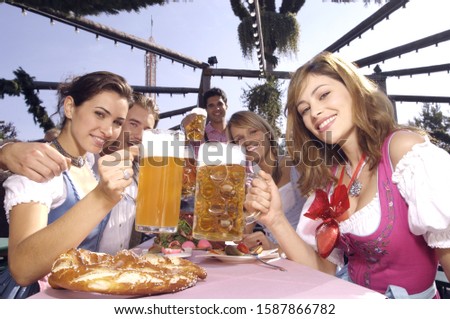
3, 153, 96, 223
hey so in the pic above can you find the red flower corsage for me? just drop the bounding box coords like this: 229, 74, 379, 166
304, 154, 366, 258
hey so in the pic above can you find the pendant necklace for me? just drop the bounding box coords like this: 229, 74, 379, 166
51, 139, 86, 168
345, 153, 367, 197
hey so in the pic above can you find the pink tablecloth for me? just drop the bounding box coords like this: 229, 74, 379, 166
29, 243, 385, 299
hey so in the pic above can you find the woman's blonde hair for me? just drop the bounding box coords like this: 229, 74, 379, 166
226, 111, 282, 184
285, 51, 398, 195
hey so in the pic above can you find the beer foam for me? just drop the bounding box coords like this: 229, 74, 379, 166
197, 142, 245, 166
140, 129, 185, 158
190, 107, 207, 117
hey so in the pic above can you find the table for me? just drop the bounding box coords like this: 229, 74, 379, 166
29, 240, 385, 299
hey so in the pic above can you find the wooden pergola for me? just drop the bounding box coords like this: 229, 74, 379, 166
324, 0, 450, 120
5, 0, 450, 123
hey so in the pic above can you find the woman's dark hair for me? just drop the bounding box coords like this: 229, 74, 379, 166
55, 71, 134, 126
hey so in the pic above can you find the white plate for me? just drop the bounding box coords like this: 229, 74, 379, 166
196, 249, 279, 264
141, 249, 193, 259
160, 251, 192, 258
201, 253, 257, 264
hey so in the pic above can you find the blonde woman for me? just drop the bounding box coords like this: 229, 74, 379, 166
226, 111, 306, 249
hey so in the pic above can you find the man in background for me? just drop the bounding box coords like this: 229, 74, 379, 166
182, 87, 229, 142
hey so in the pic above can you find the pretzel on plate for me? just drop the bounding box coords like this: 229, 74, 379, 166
48, 248, 207, 295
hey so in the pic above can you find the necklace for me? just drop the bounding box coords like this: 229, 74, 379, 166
51, 139, 86, 168
344, 154, 367, 197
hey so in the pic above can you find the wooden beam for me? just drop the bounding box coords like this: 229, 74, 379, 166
389, 95, 450, 104
354, 29, 450, 68
6, 2, 208, 69
325, 0, 409, 53
159, 105, 195, 119
375, 64, 450, 77
206, 68, 292, 79
31, 81, 199, 95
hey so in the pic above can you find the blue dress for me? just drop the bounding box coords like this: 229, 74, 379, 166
1, 171, 109, 298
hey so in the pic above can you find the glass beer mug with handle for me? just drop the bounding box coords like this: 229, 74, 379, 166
244, 160, 262, 225
193, 142, 247, 241
181, 144, 197, 199
135, 129, 185, 233
183, 107, 207, 142
180, 144, 197, 214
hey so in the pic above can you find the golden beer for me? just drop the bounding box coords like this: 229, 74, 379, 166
182, 156, 197, 198
184, 108, 206, 141
135, 129, 185, 233
193, 143, 246, 241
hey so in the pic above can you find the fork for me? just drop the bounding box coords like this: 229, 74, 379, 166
253, 254, 287, 271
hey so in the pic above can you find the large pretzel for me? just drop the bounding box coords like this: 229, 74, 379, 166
48, 248, 207, 295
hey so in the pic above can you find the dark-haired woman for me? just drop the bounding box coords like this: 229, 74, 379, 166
1, 71, 134, 298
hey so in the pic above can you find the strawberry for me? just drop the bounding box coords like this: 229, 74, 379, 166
237, 242, 250, 254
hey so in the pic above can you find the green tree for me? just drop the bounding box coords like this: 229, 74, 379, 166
2, 0, 166, 16
410, 103, 450, 153
241, 76, 283, 136
0, 121, 18, 140
0, 68, 56, 133
230, 1, 303, 131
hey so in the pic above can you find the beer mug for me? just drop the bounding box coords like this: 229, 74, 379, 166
184, 107, 207, 141
181, 144, 197, 199
244, 161, 262, 224
192, 142, 246, 241
135, 129, 185, 233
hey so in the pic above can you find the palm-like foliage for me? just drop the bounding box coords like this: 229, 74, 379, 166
230, 1, 304, 133
241, 76, 283, 136
230, 0, 303, 71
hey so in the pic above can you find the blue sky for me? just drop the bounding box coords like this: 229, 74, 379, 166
1, 0, 449, 141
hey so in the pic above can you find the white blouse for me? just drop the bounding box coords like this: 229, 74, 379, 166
296, 137, 450, 266
98, 180, 137, 254
3, 153, 96, 223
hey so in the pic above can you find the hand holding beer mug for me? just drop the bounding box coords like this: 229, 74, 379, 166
244, 162, 262, 224
135, 129, 185, 233
183, 107, 207, 142
193, 142, 246, 241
